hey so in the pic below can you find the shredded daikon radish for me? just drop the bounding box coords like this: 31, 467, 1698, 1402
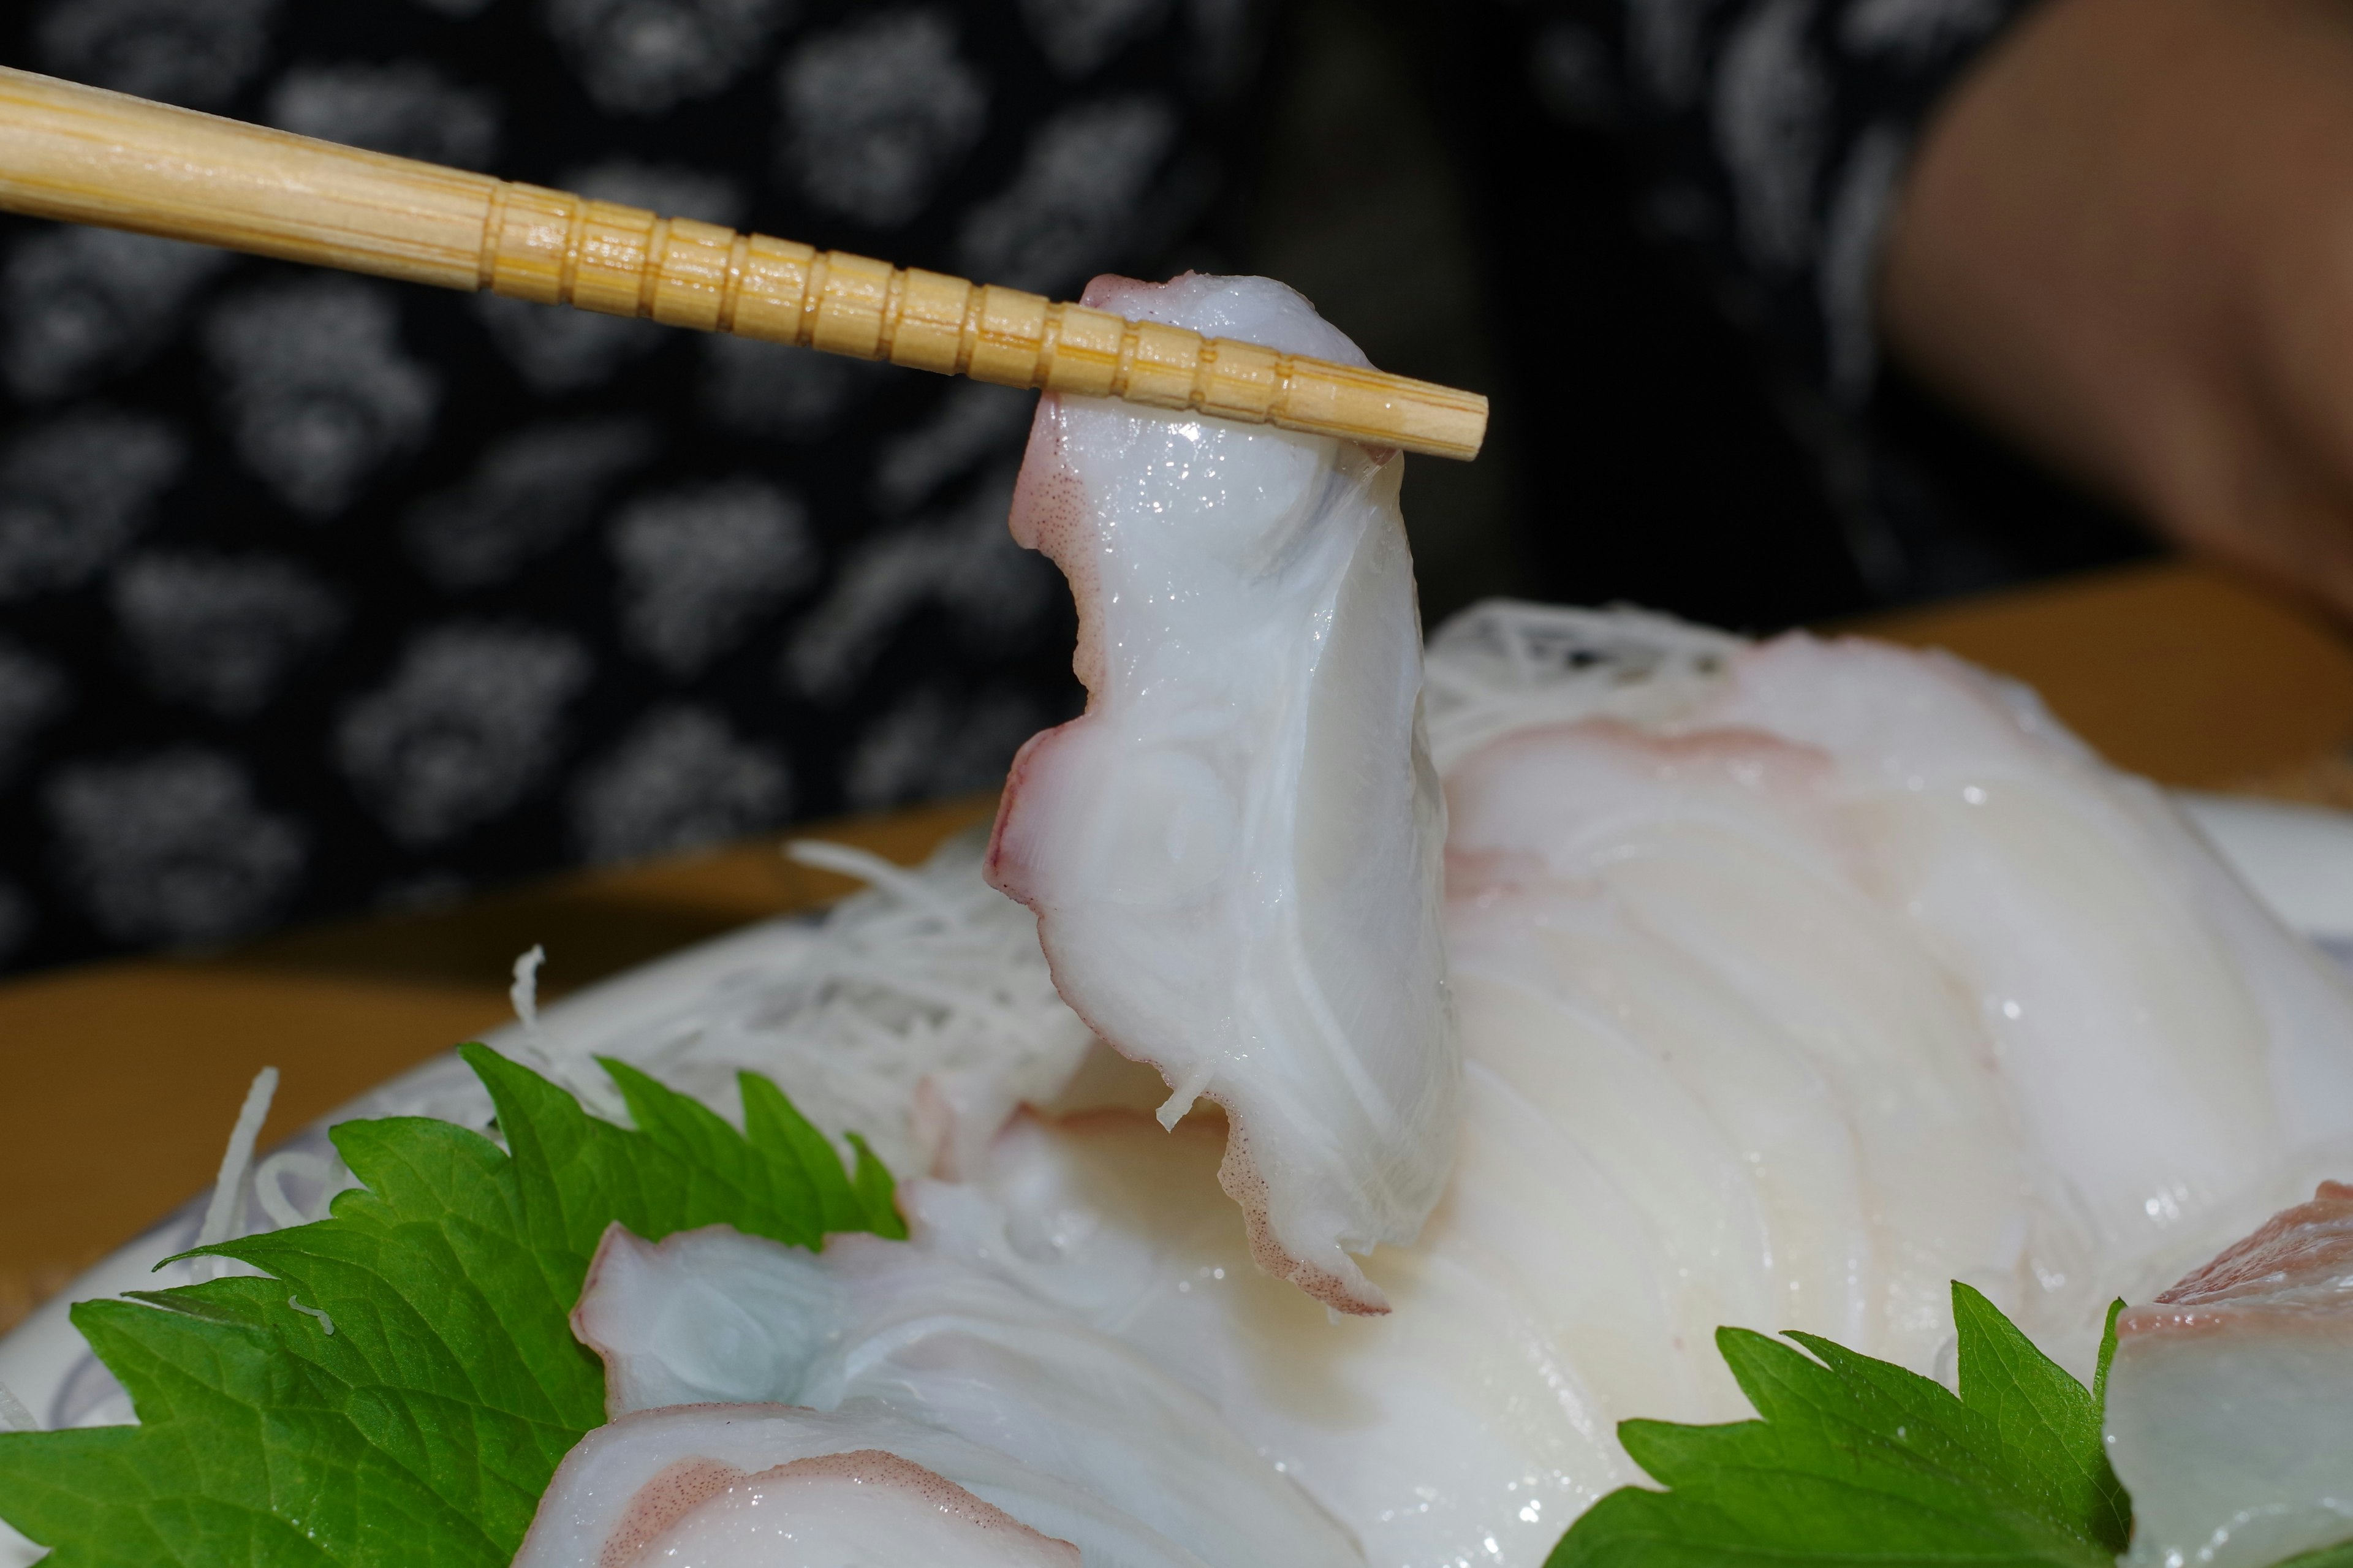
135, 834, 1092, 1277
286, 1297, 335, 1337
507, 829, 1096, 1177
0, 1381, 35, 1433
511, 945, 547, 1035
1422, 601, 1741, 771
192, 1067, 279, 1275
252, 1149, 347, 1230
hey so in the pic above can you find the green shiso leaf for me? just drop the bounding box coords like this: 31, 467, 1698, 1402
2268, 1545, 2353, 1568
0, 1041, 899, 1567
1949, 1286, 2130, 1554
1548, 1282, 2132, 1568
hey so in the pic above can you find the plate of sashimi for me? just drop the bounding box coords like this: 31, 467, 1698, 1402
7, 273, 2353, 1568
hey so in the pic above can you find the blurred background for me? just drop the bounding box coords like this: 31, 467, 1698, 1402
0, 0, 2159, 975
1260, 0, 2155, 628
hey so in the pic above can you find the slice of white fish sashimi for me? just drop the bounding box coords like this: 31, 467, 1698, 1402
950, 1113, 1640, 1568
617, 1453, 1075, 1568
985, 271, 1457, 1314
1443, 718, 2037, 1366
569, 1221, 1363, 1568
513, 1404, 1166, 1568
987, 1076, 1781, 1564
2105, 1182, 2353, 1568
1700, 635, 2314, 1261
566, 1120, 1617, 1568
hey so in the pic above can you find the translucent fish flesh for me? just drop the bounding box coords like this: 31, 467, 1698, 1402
569, 1220, 1362, 1568
1697, 634, 2302, 1261
985, 271, 1457, 1314
2105, 1182, 2353, 1568
513, 1403, 1199, 1568
568, 1119, 1614, 1568
1444, 716, 2031, 1371
560, 1443, 1075, 1568
946, 1111, 1637, 1568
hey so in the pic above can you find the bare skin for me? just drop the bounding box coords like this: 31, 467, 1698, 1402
1882, 0, 2353, 616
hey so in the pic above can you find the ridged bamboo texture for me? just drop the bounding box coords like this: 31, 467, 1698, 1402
0, 66, 1488, 460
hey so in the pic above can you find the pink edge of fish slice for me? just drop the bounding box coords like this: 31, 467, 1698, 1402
597, 1450, 1080, 1568
983, 270, 1459, 1317
515, 1404, 1090, 1568
2105, 1181, 2353, 1568
2127, 1181, 2353, 1334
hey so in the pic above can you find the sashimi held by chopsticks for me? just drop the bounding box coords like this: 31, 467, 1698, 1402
987, 272, 1460, 1316
0, 65, 1487, 461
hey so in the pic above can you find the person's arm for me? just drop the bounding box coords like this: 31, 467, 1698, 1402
1884, 0, 2353, 615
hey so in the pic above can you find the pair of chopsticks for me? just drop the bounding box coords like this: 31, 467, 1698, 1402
0, 67, 1487, 462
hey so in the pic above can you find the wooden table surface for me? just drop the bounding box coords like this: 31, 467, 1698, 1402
7, 557, 2353, 1334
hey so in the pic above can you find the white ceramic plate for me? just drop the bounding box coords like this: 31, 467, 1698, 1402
2177, 793, 2353, 960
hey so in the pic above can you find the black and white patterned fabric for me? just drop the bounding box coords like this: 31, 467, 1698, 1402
0, 0, 1271, 972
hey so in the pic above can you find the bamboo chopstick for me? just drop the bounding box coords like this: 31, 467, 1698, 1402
0, 67, 1488, 461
